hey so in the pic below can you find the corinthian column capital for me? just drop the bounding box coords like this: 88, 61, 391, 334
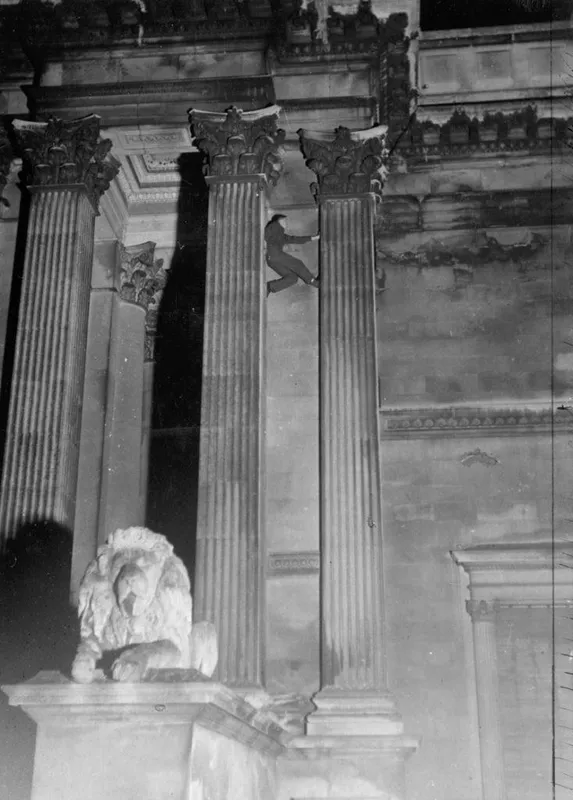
0, 127, 12, 198
188, 105, 285, 185
466, 598, 498, 622
12, 114, 120, 211
298, 124, 389, 200
119, 241, 169, 362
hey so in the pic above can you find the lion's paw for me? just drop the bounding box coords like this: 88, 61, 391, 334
111, 649, 149, 683
71, 654, 97, 684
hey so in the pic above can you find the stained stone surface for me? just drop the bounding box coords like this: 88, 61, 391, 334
2, 674, 284, 800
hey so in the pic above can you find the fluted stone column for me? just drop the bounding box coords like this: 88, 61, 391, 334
0, 128, 11, 200
188, 105, 284, 688
299, 125, 399, 733
140, 249, 167, 520
0, 128, 14, 378
98, 241, 168, 542
466, 599, 507, 800
0, 115, 119, 544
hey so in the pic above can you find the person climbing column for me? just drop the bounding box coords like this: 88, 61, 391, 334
265, 213, 320, 296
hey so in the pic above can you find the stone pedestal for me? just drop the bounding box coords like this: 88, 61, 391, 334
279, 734, 418, 800
188, 106, 284, 689
299, 125, 395, 729
0, 115, 118, 543
2, 672, 285, 800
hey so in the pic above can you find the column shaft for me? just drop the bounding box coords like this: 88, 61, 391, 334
0, 189, 95, 536
194, 175, 267, 688
320, 194, 384, 690
97, 297, 146, 542
469, 602, 507, 800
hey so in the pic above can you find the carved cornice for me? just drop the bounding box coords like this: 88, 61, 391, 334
188, 105, 285, 185
453, 541, 572, 608
119, 241, 169, 361
11, 0, 273, 53
12, 115, 119, 210
298, 125, 388, 201
395, 108, 573, 164
0, 127, 12, 198
382, 406, 573, 439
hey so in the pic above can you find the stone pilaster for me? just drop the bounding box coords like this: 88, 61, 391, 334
466, 599, 507, 800
0, 115, 119, 544
97, 241, 168, 542
299, 125, 396, 732
189, 105, 284, 688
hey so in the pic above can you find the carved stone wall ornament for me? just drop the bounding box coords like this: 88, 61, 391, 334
0, 127, 12, 198
298, 124, 389, 200
188, 105, 285, 185
12, 114, 120, 210
119, 241, 170, 362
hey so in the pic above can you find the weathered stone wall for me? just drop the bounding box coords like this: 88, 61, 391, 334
383, 432, 570, 800
377, 226, 572, 407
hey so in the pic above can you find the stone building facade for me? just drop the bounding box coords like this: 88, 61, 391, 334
0, 1, 572, 799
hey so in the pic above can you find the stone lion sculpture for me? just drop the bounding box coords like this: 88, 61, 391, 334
71, 527, 218, 683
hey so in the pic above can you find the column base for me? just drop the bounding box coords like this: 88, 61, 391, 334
306, 688, 404, 736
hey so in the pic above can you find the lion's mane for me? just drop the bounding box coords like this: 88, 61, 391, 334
77, 527, 192, 667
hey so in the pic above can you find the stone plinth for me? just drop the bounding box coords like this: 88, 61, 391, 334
279, 733, 419, 800
3, 672, 285, 800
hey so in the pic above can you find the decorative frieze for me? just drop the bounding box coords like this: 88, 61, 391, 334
189, 105, 284, 185
298, 124, 388, 200
12, 115, 119, 211
382, 405, 573, 438
267, 551, 320, 577
119, 241, 169, 362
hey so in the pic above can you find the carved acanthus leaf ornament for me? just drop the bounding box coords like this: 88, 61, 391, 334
189, 105, 285, 185
119, 241, 170, 361
12, 114, 120, 209
298, 124, 389, 200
